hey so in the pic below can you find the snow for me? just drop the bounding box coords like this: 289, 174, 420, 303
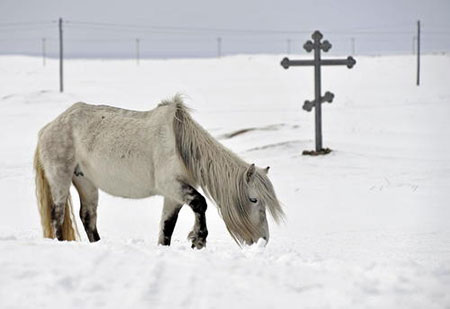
1, 54, 450, 308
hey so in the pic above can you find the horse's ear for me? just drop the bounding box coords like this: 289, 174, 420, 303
264, 166, 270, 174
246, 163, 256, 183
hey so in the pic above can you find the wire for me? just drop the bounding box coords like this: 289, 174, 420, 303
0, 26, 54, 33
66, 20, 314, 35
0, 19, 449, 56
66, 20, 434, 36
0, 21, 52, 27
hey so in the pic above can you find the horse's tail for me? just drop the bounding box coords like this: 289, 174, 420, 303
34, 145, 78, 241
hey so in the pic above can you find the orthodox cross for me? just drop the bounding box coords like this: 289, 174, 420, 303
281, 31, 356, 155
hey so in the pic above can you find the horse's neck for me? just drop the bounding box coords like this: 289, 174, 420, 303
173, 102, 248, 203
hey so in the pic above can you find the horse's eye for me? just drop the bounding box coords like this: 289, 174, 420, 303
249, 198, 257, 203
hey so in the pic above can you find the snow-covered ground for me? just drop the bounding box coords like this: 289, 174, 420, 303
0, 54, 449, 308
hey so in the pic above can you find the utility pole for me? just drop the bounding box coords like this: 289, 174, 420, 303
287, 39, 291, 55
42, 38, 46, 66
217, 37, 222, 58
416, 20, 421, 86
136, 38, 140, 65
59, 17, 64, 92
351, 37, 355, 55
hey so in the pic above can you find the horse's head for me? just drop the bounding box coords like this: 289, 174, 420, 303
221, 163, 284, 246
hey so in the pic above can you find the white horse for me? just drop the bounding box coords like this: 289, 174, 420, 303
34, 95, 284, 248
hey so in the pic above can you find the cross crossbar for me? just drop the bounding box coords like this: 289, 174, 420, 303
281, 57, 356, 69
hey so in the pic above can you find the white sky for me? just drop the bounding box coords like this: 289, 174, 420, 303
1, 0, 449, 57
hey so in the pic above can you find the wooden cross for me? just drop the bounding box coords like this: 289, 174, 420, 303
281, 31, 356, 154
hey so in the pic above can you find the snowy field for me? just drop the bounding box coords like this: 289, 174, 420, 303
0, 54, 449, 308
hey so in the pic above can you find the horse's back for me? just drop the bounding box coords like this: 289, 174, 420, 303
39, 101, 173, 147
37, 102, 187, 199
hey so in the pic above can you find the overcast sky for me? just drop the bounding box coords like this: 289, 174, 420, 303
1, 0, 449, 58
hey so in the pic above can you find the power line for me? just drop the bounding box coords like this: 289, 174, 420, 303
0, 21, 52, 27
0, 25, 54, 32
66, 20, 314, 35
1, 19, 447, 38
0, 19, 449, 57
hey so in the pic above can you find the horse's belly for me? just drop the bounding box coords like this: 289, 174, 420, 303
78, 160, 156, 199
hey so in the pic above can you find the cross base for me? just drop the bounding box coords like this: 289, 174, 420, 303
302, 148, 332, 156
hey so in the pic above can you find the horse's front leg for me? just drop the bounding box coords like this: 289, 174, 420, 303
180, 184, 208, 249
162, 182, 208, 249
158, 198, 183, 246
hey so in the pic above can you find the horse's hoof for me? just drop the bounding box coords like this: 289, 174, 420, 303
191, 239, 206, 249
188, 231, 206, 249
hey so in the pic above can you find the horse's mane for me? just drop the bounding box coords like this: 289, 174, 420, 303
163, 95, 283, 244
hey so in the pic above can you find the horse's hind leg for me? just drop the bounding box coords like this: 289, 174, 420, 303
72, 174, 100, 242
158, 198, 183, 246
44, 164, 75, 241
